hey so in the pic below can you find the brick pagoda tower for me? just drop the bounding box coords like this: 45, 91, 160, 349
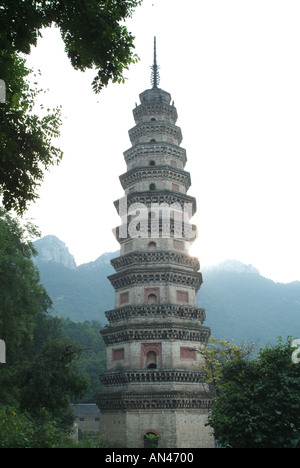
96, 39, 214, 449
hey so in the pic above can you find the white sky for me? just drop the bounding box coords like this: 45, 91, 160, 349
24, 0, 300, 284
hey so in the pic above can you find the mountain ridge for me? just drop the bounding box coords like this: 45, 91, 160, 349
34, 235, 77, 270
33, 235, 300, 346
202, 259, 260, 277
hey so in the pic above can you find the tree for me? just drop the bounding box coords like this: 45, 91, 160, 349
0, 208, 51, 366
0, 0, 142, 213
61, 319, 107, 402
0, 405, 66, 448
0, 52, 63, 214
205, 338, 300, 448
0, 209, 89, 437
0, 0, 142, 92
19, 337, 89, 428
197, 337, 255, 396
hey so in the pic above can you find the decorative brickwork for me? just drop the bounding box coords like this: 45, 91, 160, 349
111, 251, 200, 272
114, 189, 197, 215
100, 369, 206, 386
119, 165, 191, 192
133, 103, 178, 123
105, 304, 206, 324
123, 143, 187, 167
108, 267, 202, 291
101, 323, 211, 346
98, 391, 212, 411
129, 122, 183, 146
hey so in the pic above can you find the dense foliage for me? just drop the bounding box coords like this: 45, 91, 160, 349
0, 0, 142, 92
197, 337, 255, 396
0, 51, 63, 214
61, 318, 106, 402
0, 0, 142, 213
0, 406, 66, 448
0, 209, 90, 446
205, 338, 300, 448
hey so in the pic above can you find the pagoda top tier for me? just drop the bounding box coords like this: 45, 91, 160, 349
133, 87, 178, 126
139, 87, 172, 105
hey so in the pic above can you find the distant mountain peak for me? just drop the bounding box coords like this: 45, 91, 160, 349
78, 251, 119, 271
203, 259, 260, 275
34, 235, 77, 270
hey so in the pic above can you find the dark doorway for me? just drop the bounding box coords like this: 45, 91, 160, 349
146, 351, 157, 368
144, 432, 159, 448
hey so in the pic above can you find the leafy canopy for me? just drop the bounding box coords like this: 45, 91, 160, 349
0, 0, 142, 213
197, 337, 255, 395
0, 0, 142, 91
0, 52, 63, 214
204, 337, 300, 448
0, 209, 89, 435
0, 208, 51, 356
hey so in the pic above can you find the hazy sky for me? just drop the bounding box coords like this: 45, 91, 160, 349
24, 0, 300, 284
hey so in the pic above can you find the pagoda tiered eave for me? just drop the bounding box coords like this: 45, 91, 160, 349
110, 250, 200, 272
113, 190, 197, 215
123, 142, 187, 167
100, 368, 206, 387
133, 100, 178, 124
129, 121, 183, 146
119, 165, 191, 192
101, 322, 211, 346
108, 266, 203, 291
105, 303, 206, 324
97, 390, 213, 411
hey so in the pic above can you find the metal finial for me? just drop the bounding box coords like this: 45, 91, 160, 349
151, 37, 160, 88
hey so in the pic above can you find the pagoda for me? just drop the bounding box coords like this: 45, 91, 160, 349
96, 39, 214, 449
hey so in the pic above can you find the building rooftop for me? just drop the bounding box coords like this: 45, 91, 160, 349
71, 404, 100, 415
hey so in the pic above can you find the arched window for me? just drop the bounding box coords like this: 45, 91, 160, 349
149, 183, 156, 191
148, 241, 156, 250
141, 343, 162, 369
147, 294, 158, 305
151, 117, 156, 122
144, 432, 159, 448
149, 160, 156, 166
146, 351, 157, 369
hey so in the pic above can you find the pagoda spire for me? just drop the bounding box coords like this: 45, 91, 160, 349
150, 36, 160, 88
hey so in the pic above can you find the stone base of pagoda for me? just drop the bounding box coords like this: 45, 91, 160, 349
95, 389, 214, 448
